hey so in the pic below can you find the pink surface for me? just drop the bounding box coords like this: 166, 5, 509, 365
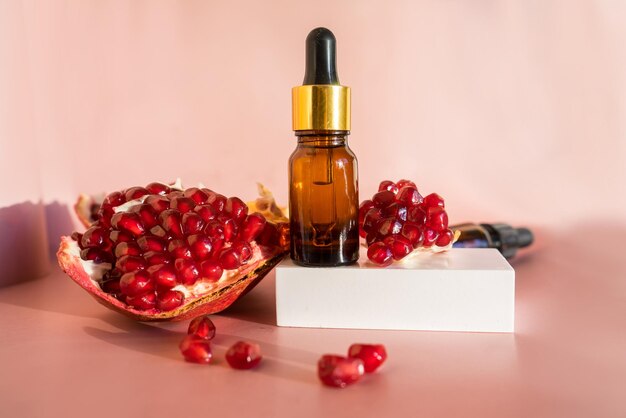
1, 1, 626, 416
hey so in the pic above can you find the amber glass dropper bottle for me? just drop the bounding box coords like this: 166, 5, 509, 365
289, 27, 359, 266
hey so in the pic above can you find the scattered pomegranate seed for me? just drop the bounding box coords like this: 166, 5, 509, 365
347, 344, 387, 373
179, 335, 212, 364
225, 341, 262, 370
188, 316, 216, 340
318, 355, 364, 388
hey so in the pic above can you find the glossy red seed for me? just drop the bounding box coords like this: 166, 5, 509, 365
378, 180, 399, 194
422, 228, 439, 247
183, 187, 209, 204
126, 292, 156, 310
188, 316, 216, 340
210, 194, 227, 212
401, 222, 424, 248
226, 341, 262, 370
372, 190, 396, 208
171, 197, 196, 213
363, 208, 383, 231
348, 344, 387, 373
145, 195, 170, 212
124, 186, 150, 201
367, 242, 393, 266
232, 241, 252, 262
182, 212, 205, 235
423, 193, 445, 208
225, 197, 248, 223
188, 234, 213, 260
145, 182, 171, 195
130, 204, 158, 229
426, 206, 448, 232
179, 335, 212, 364
100, 278, 121, 294
102, 191, 125, 207
143, 251, 172, 265
194, 204, 217, 222
120, 271, 154, 296
114, 242, 142, 258
149, 225, 168, 238
387, 236, 413, 260
396, 179, 417, 189
407, 205, 427, 224
159, 209, 183, 238
359, 200, 375, 231
376, 217, 403, 237
199, 261, 223, 281
81, 226, 106, 248
168, 239, 193, 260
239, 213, 267, 241
116, 255, 147, 273
204, 221, 224, 240
147, 264, 178, 288
219, 248, 241, 270
80, 248, 113, 264
219, 217, 238, 242
111, 212, 145, 236
137, 235, 165, 252
318, 355, 364, 388
109, 230, 133, 243
175, 258, 199, 285
435, 229, 454, 247
396, 186, 423, 205
156, 290, 184, 311
382, 202, 407, 221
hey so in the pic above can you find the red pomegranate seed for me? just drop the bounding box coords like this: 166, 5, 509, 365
143, 251, 172, 265
401, 222, 424, 248
145, 182, 171, 195
179, 335, 212, 364
188, 316, 216, 340
181, 212, 205, 235
81, 226, 106, 248
232, 241, 252, 262
101, 277, 121, 294
126, 292, 156, 310
407, 205, 426, 224
120, 271, 154, 296
372, 190, 395, 208
156, 290, 184, 311
114, 242, 141, 258
358, 200, 375, 233
149, 225, 168, 238
423, 193, 445, 208
145, 195, 170, 212
168, 239, 193, 260
382, 202, 407, 221
209, 194, 227, 212
226, 341, 262, 370
378, 180, 399, 194
124, 186, 150, 201
171, 197, 196, 213
110, 230, 132, 243
376, 217, 403, 237
204, 221, 224, 241
130, 204, 158, 229
363, 208, 383, 231
174, 258, 199, 285
194, 204, 217, 222
422, 228, 439, 247
102, 191, 125, 207
116, 255, 147, 273
148, 264, 178, 288
367, 242, 393, 266
318, 355, 364, 388
219, 216, 238, 242
187, 234, 213, 260
219, 248, 241, 270
435, 229, 454, 247
426, 206, 448, 232
137, 235, 165, 252
396, 179, 416, 189
199, 261, 223, 281
224, 197, 248, 223
386, 236, 412, 260
159, 209, 183, 238
80, 248, 113, 264
183, 187, 209, 204
348, 344, 387, 373
396, 186, 423, 205
111, 212, 145, 236
239, 214, 266, 241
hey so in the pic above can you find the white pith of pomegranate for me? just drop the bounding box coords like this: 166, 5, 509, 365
57, 181, 287, 321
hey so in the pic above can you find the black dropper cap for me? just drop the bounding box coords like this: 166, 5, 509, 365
303, 27, 339, 85
482, 223, 534, 259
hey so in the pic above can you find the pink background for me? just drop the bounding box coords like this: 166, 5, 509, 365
1, 1, 625, 417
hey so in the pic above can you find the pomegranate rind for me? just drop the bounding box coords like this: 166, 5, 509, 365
57, 236, 285, 322
245, 183, 288, 223
75, 193, 104, 228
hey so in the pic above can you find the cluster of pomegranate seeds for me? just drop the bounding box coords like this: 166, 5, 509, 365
318, 343, 387, 388
360, 179, 454, 266
180, 315, 216, 364
72, 182, 273, 312
225, 341, 263, 370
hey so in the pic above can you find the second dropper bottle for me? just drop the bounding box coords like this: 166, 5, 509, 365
289, 28, 359, 266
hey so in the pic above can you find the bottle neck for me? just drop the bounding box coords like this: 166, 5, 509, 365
295, 130, 349, 147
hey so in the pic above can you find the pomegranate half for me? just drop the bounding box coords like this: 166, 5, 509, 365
57, 181, 288, 321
